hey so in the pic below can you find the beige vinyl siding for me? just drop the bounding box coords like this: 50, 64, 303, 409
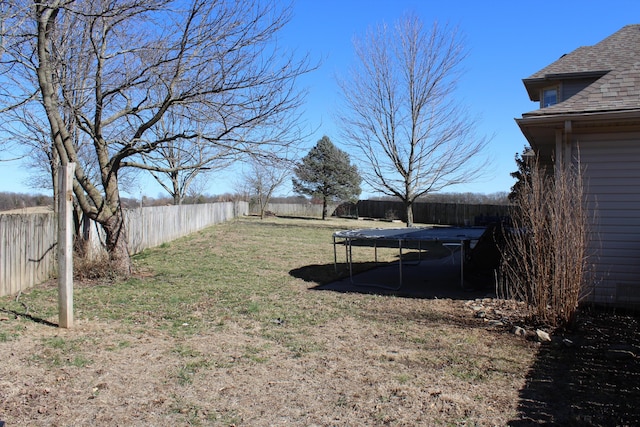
575, 133, 640, 306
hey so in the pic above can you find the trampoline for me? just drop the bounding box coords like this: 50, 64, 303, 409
333, 226, 487, 289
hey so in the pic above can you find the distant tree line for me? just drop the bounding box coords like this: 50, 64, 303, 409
129, 194, 309, 209
368, 192, 510, 206
0, 190, 508, 213
0, 192, 53, 212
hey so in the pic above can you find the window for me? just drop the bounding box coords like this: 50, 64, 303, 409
542, 87, 558, 108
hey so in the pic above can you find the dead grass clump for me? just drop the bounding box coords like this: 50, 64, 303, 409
73, 251, 119, 282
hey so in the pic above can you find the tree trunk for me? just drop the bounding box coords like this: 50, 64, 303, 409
259, 189, 266, 219
51, 165, 59, 214
72, 206, 90, 257
322, 198, 328, 220
405, 202, 414, 227
102, 210, 132, 277
34, 4, 132, 276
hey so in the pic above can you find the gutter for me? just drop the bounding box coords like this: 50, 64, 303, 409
517, 108, 640, 125
516, 109, 640, 155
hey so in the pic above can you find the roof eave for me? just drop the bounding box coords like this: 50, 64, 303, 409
516, 109, 640, 148
522, 70, 610, 101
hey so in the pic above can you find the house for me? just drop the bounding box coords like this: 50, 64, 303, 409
516, 24, 640, 307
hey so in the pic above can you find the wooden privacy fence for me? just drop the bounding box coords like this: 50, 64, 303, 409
355, 200, 510, 226
116, 201, 247, 255
250, 200, 509, 225
250, 202, 339, 218
0, 201, 248, 297
0, 213, 57, 297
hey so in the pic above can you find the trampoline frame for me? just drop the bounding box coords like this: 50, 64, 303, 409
332, 226, 486, 289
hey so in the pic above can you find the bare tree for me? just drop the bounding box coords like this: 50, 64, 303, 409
337, 15, 489, 226
0, 0, 313, 276
183, 173, 211, 204
242, 156, 290, 219
141, 113, 233, 205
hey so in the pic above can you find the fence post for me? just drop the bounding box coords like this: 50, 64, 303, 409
58, 163, 75, 328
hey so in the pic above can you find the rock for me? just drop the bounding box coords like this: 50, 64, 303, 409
606, 349, 636, 360
513, 326, 526, 336
474, 310, 486, 319
535, 329, 551, 342
488, 320, 504, 327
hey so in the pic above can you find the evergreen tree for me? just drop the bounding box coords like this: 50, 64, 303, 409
509, 146, 533, 202
293, 136, 362, 219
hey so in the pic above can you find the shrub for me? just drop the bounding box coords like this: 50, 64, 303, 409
499, 155, 592, 327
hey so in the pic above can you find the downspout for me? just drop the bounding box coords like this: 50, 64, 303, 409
555, 120, 573, 170
564, 120, 573, 168
555, 129, 563, 169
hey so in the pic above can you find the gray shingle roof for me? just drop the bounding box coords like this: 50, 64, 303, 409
523, 24, 640, 116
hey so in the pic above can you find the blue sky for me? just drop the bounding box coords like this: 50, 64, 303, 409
2, 0, 639, 198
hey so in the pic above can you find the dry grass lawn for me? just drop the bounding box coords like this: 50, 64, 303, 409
5, 216, 632, 426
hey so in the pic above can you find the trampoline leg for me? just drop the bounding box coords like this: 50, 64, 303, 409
398, 239, 403, 286
460, 240, 465, 288
348, 239, 353, 282
333, 236, 338, 272
345, 240, 349, 266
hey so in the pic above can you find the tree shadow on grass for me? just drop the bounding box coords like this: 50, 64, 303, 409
0, 308, 58, 327
289, 261, 380, 286
509, 307, 640, 426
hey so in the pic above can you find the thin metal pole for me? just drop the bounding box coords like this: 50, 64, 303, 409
374, 242, 378, 263
398, 239, 403, 286
348, 238, 353, 282
460, 239, 466, 288
333, 235, 338, 272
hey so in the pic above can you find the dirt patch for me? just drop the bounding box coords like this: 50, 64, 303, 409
0, 295, 532, 426
2, 295, 640, 426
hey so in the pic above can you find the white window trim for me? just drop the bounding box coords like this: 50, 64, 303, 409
541, 85, 560, 108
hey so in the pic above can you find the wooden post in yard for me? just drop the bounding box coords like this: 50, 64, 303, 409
58, 163, 75, 328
